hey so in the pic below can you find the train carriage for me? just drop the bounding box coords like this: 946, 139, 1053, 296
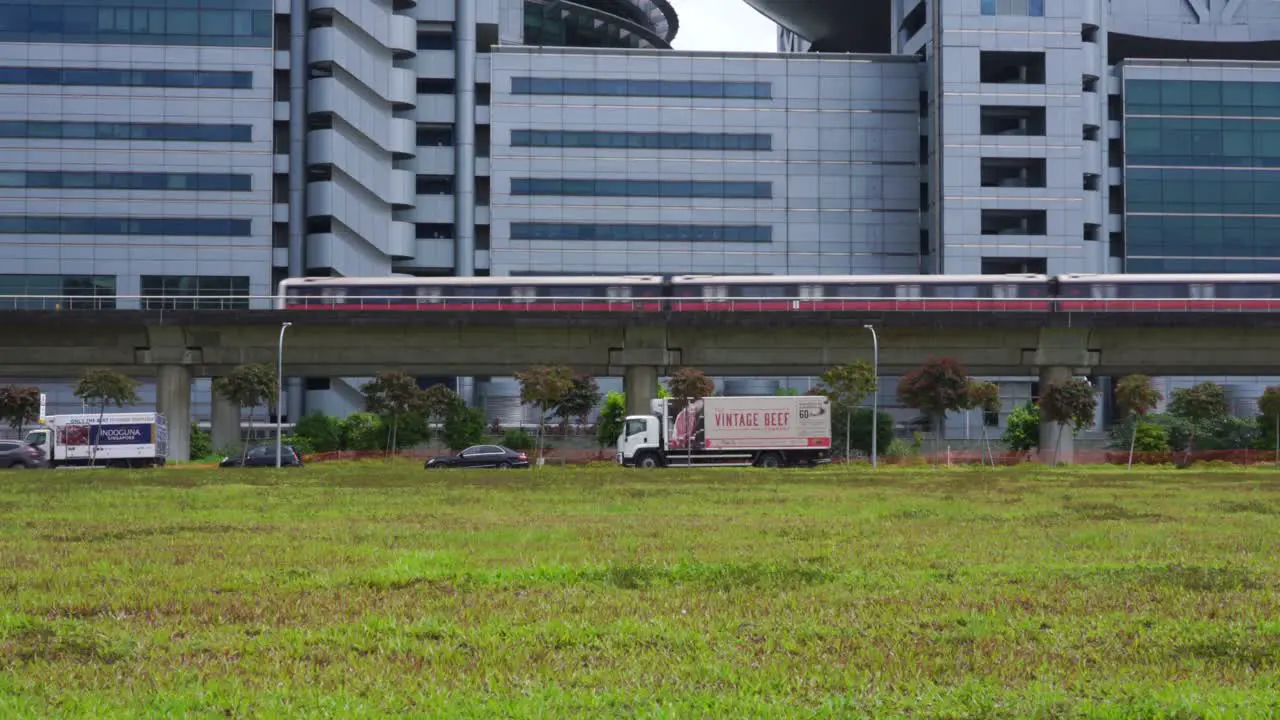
278, 275, 666, 311
1056, 274, 1280, 311
668, 274, 1053, 312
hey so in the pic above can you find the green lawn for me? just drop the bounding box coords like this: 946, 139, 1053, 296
2, 463, 1279, 718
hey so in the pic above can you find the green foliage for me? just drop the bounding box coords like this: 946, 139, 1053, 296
897, 359, 969, 445
1131, 422, 1170, 453
1169, 382, 1230, 425
1115, 374, 1162, 419
1002, 402, 1040, 452
774, 387, 800, 396
213, 365, 276, 418
884, 438, 918, 458
502, 428, 535, 450
340, 413, 384, 452
595, 391, 627, 448
517, 365, 575, 463
555, 375, 602, 425
656, 384, 671, 399
1040, 378, 1098, 433
74, 369, 141, 418
282, 434, 315, 455
442, 404, 486, 451
817, 361, 876, 410
665, 367, 715, 415
0, 384, 41, 436
189, 423, 213, 460
361, 372, 428, 453
1256, 387, 1280, 452
962, 380, 1001, 415
830, 407, 893, 457
294, 412, 343, 453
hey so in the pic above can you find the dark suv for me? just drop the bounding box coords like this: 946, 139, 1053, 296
0, 440, 48, 469
219, 445, 304, 468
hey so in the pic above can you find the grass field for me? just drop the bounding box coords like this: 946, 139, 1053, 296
2, 463, 1280, 718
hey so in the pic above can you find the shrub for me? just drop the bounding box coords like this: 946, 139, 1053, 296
443, 405, 486, 450
295, 412, 343, 452
283, 434, 316, 455
1132, 421, 1170, 453
831, 407, 893, 457
502, 428, 534, 450
596, 391, 627, 448
1002, 402, 1040, 452
189, 424, 213, 460
341, 412, 384, 451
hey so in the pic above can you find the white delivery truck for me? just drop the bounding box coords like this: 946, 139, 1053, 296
25, 412, 169, 468
618, 395, 832, 468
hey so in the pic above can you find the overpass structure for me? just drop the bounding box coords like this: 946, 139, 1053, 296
7, 299, 1280, 462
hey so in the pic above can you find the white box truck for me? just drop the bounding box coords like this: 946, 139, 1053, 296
25, 412, 169, 468
618, 395, 832, 468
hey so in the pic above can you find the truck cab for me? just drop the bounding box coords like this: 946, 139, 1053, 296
618, 414, 662, 467
24, 427, 51, 463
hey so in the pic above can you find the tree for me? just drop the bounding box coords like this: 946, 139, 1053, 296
515, 365, 574, 464
0, 385, 41, 439
1002, 401, 1040, 454
422, 384, 462, 442
1258, 386, 1280, 466
817, 361, 877, 462
555, 375, 602, 429
830, 408, 893, 458
1039, 378, 1098, 465
442, 403, 486, 450
74, 369, 141, 466
361, 372, 428, 455
1169, 381, 1230, 463
896, 357, 970, 454
294, 412, 343, 453
1115, 374, 1163, 470
962, 379, 1001, 466
596, 391, 627, 448
665, 367, 714, 415
212, 364, 276, 465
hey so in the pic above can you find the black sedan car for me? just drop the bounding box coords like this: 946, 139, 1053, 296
425, 444, 530, 469
0, 440, 47, 469
219, 445, 304, 468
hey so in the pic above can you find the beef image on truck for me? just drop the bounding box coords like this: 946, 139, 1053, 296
24, 413, 169, 468
618, 396, 832, 468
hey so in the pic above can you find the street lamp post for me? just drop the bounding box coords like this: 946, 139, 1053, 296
863, 324, 879, 468
276, 322, 292, 467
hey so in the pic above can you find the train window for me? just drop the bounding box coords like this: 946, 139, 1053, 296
733, 285, 775, 298
932, 285, 978, 298
704, 285, 729, 300
512, 286, 536, 303
1189, 284, 1215, 299
1090, 284, 1117, 299
1222, 283, 1276, 299
895, 284, 922, 298
992, 284, 1020, 299
798, 284, 824, 299
606, 285, 632, 300
843, 284, 883, 297
416, 286, 444, 303
321, 287, 345, 304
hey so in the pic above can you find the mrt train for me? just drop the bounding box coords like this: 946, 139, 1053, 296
276, 273, 1280, 312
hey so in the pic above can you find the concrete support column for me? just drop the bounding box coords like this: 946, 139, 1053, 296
624, 366, 658, 417
210, 384, 241, 453
157, 365, 192, 462
1038, 365, 1073, 465
287, 377, 303, 424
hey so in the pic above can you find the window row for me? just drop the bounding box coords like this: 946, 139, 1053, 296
980, 0, 1044, 16
0, 216, 252, 236
140, 274, 251, 309
1126, 168, 1280, 212
0, 66, 253, 88
1127, 214, 1280, 259
1125, 79, 1280, 116
1125, 117, 1280, 164
510, 178, 773, 199
0, 170, 252, 191
511, 129, 772, 151
0, 273, 114, 309
0, 3, 273, 48
509, 223, 773, 243
0, 120, 252, 142
511, 77, 773, 100
1127, 258, 1280, 274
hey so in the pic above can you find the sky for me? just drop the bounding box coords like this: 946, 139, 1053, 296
670, 0, 778, 52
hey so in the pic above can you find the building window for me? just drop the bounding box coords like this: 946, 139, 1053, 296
0, 2, 273, 47
0, 217, 252, 236
980, 0, 1045, 16
416, 30, 453, 50
511, 130, 771, 151
0, 274, 115, 310
0, 171, 251, 191
510, 179, 772, 199
0, 121, 251, 142
140, 276, 250, 310
415, 175, 453, 195
510, 223, 772, 242
416, 125, 453, 146
416, 78, 455, 94
0, 67, 252, 88
511, 77, 772, 100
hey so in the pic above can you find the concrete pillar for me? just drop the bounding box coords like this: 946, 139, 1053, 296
157, 365, 192, 462
287, 377, 303, 424
1038, 365, 1073, 465
210, 384, 240, 453
624, 366, 658, 417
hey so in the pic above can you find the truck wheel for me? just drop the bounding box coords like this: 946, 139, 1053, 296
636, 453, 661, 469
757, 452, 783, 469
